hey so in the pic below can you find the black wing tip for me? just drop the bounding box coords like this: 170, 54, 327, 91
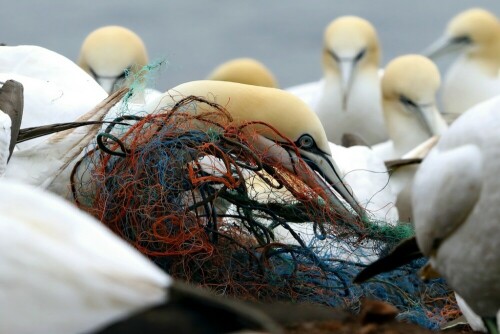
353, 237, 423, 284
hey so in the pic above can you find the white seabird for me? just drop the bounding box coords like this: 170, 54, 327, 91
0, 177, 283, 334
424, 8, 500, 122
78, 25, 149, 94
372, 55, 447, 221
287, 16, 388, 145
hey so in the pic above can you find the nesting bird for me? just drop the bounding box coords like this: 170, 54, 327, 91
287, 16, 388, 145
207, 57, 278, 88
150, 80, 363, 219
425, 8, 500, 121
78, 26, 149, 94
356, 95, 500, 333
205, 58, 397, 224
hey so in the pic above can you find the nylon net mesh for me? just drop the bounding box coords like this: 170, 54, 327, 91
72, 94, 457, 330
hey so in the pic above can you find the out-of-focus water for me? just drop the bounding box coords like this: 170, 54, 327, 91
2, 1, 500, 90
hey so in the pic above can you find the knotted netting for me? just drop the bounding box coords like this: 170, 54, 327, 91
72, 93, 457, 330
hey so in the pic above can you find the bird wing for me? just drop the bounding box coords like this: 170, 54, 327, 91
411, 144, 483, 256
353, 237, 422, 283
0, 179, 170, 334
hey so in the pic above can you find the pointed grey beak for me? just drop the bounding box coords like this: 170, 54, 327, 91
298, 148, 364, 218
96, 77, 117, 95
339, 59, 355, 111
252, 135, 363, 221
423, 35, 470, 60
410, 104, 440, 137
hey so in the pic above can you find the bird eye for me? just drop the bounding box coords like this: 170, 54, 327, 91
327, 49, 340, 62
354, 48, 367, 62
399, 95, 418, 108
451, 35, 472, 45
298, 134, 315, 149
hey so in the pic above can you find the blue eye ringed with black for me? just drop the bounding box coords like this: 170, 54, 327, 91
399, 95, 418, 108
296, 134, 315, 149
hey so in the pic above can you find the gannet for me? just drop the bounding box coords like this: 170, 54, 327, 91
207, 57, 278, 88
78, 26, 149, 94
151, 80, 364, 219
372, 55, 447, 221
373, 55, 447, 160
205, 60, 395, 223
424, 8, 500, 121
286, 16, 388, 145
356, 95, 500, 333
0, 45, 106, 149
0, 178, 284, 334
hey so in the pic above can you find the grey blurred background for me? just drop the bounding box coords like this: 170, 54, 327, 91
2, 1, 500, 90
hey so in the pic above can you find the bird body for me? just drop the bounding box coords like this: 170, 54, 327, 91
0, 45, 107, 149
0, 72, 106, 149
316, 68, 385, 144
0, 178, 170, 334
5, 89, 127, 197
442, 56, 500, 120
328, 142, 398, 223
0, 177, 285, 334
412, 95, 500, 318
0, 45, 103, 93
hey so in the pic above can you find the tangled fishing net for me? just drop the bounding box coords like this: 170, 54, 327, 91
72, 91, 458, 330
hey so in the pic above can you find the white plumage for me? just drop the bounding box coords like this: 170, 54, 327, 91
425, 8, 500, 121
0, 45, 107, 149
412, 94, 500, 324
0, 178, 170, 334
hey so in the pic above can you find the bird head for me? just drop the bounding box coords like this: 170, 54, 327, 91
152, 80, 364, 220
322, 16, 381, 110
78, 26, 148, 94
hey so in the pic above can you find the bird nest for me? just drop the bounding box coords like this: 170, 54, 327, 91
72, 96, 457, 330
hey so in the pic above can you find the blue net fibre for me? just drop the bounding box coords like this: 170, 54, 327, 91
71, 95, 458, 330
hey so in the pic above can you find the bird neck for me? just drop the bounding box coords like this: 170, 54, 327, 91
466, 36, 500, 76
383, 100, 436, 156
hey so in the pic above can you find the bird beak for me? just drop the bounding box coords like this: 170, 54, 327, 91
339, 59, 355, 111
410, 104, 440, 137
423, 36, 466, 60
96, 77, 116, 95
253, 135, 363, 221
